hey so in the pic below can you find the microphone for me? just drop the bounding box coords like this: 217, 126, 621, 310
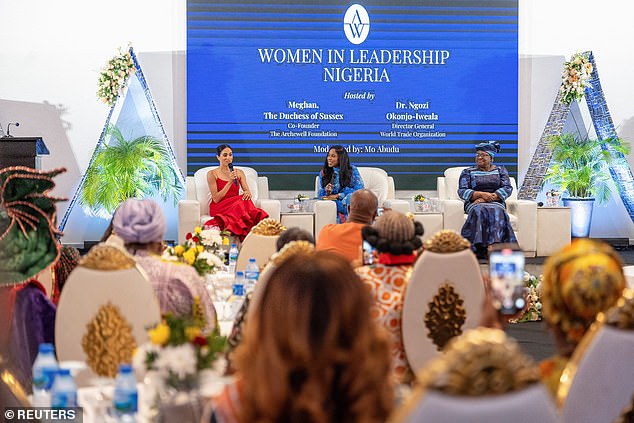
537, 202, 544, 207
228, 163, 239, 187
6, 122, 19, 137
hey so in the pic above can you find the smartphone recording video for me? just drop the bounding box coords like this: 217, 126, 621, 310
362, 240, 376, 266
489, 248, 526, 315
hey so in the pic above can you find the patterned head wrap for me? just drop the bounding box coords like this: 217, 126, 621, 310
542, 239, 626, 344
112, 198, 166, 244
0, 166, 65, 286
52, 245, 81, 303
475, 140, 501, 158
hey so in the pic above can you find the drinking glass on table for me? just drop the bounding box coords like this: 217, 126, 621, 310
207, 272, 234, 322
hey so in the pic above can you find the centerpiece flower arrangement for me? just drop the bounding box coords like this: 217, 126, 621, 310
545, 189, 562, 207
162, 226, 228, 276
413, 194, 429, 212
560, 52, 593, 105
97, 47, 136, 107
133, 310, 226, 390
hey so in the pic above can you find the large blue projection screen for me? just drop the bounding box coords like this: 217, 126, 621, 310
187, 0, 518, 190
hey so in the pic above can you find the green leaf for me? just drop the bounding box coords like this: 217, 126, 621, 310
543, 133, 628, 205
79, 124, 182, 216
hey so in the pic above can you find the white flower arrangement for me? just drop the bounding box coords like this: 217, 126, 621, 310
512, 272, 543, 323
133, 313, 226, 390
560, 52, 593, 105
97, 47, 136, 107
161, 226, 228, 276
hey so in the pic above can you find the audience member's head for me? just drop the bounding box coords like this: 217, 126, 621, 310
0, 167, 65, 286
275, 227, 315, 251
52, 246, 81, 303
235, 251, 393, 422
542, 239, 626, 351
347, 189, 379, 224
362, 210, 423, 256
112, 199, 166, 254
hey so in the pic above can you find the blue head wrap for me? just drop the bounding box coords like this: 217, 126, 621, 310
475, 140, 501, 158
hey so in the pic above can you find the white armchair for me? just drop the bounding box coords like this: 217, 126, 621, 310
178, 166, 281, 244
437, 167, 537, 256
313, 167, 410, 236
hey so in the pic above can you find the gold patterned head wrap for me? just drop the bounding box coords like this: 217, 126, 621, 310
417, 327, 539, 396
542, 239, 625, 345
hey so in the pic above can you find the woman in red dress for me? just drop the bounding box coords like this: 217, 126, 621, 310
205, 144, 268, 238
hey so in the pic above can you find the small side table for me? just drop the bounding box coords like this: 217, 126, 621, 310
537, 207, 571, 256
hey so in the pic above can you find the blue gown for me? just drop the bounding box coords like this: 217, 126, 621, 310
458, 166, 517, 249
317, 165, 364, 223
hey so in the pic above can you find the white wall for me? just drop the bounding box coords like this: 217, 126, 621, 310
2, 0, 633, 243
519, 0, 634, 240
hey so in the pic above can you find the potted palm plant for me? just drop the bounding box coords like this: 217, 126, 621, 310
80, 125, 182, 217
543, 133, 629, 237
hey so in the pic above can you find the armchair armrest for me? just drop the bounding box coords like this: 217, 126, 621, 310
178, 199, 201, 244
257, 176, 270, 200
440, 199, 465, 232
506, 200, 537, 254
255, 199, 281, 222
186, 176, 197, 200
437, 177, 447, 200
388, 176, 396, 200
314, 200, 337, 237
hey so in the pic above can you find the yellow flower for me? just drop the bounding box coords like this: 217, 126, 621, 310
197, 245, 204, 253
185, 326, 202, 341
183, 248, 197, 265
222, 237, 230, 246
194, 226, 202, 234
149, 323, 170, 345
174, 245, 185, 256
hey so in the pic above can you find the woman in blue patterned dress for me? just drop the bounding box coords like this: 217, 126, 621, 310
458, 141, 517, 258
318, 145, 364, 223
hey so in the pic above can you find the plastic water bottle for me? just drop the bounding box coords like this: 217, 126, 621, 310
32, 343, 58, 407
233, 271, 245, 296
245, 258, 259, 292
50, 368, 77, 408
228, 272, 246, 319
228, 243, 239, 273
113, 364, 138, 421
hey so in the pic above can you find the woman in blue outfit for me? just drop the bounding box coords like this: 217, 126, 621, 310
318, 145, 364, 223
458, 141, 517, 259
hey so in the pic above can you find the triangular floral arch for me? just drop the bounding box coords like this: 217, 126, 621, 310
59, 47, 185, 231
518, 51, 634, 223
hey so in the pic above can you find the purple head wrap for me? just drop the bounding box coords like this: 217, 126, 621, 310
112, 199, 166, 244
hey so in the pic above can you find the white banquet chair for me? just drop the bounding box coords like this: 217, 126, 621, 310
559, 291, 634, 423
235, 219, 285, 273
178, 166, 281, 244
55, 245, 161, 386
402, 230, 485, 373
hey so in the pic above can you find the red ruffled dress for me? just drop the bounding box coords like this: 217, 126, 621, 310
205, 178, 268, 238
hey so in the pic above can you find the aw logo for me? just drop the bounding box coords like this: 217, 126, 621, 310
344, 4, 370, 45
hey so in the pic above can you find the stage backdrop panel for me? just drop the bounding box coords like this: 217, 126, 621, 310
187, 0, 518, 190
